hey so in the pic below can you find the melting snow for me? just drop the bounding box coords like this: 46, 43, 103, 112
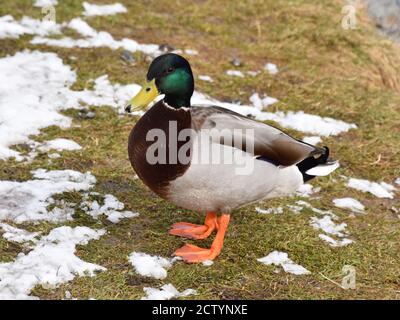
128, 252, 177, 280
184, 49, 198, 55
257, 111, 357, 137
68, 17, 97, 37
81, 194, 138, 223
332, 197, 365, 213
294, 200, 334, 216
34, 0, 58, 7
38, 138, 82, 152
198, 75, 213, 82
255, 207, 283, 214
0, 226, 105, 299
226, 70, 244, 78
310, 215, 352, 247
296, 183, 320, 197
202, 260, 214, 267
32, 17, 160, 56
0, 50, 140, 160
291, 201, 352, 247
0, 223, 40, 244
264, 63, 279, 75
318, 234, 353, 247
0, 50, 74, 160
286, 204, 304, 214
246, 71, 260, 77
0, 169, 96, 223
48, 153, 61, 159
0, 15, 61, 39
0, 15, 160, 56
141, 284, 197, 300
249, 93, 278, 111
80, 74, 141, 111
258, 251, 310, 275
82, 2, 127, 16
347, 178, 396, 199
310, 216, 347, 237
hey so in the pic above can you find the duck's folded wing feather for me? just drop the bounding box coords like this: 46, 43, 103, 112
191, 106, 325, 167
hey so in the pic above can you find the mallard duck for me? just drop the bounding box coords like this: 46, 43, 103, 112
125, 53, 338, 263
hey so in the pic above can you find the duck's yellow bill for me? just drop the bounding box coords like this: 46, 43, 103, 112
125, 79, 158, 113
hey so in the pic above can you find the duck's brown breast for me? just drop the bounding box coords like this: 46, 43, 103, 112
128, 101, 192, 198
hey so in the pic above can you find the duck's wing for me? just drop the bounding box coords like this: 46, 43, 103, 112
191, 105, 326, 167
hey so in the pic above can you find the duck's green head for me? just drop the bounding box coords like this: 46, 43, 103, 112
125, 53, 194, 112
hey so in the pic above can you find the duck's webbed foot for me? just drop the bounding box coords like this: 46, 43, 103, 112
169, 212, 217, 240
173, 214, 230, 263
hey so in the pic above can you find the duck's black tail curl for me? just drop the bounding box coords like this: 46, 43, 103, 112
296, 147, 337, 182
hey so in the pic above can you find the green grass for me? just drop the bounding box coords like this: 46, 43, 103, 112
1, 0, 400, 299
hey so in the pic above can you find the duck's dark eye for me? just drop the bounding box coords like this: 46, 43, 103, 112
146, 87, 151, 92
167, 67, 174, 73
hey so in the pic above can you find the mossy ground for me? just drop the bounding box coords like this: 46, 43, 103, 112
0, 0, 399, 299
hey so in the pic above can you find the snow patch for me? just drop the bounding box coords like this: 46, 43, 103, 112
31, 18, 160, 57
0, 51, 139, 160
0, 15, 61, 39
0, 169, 96, 223
310, 214, 352, 247
310, 216, 347, 237
258, 251, 310, 275
128, 252, 177, 280
264, 63, 279, 75
198, 75, 213, 82
296, 183, 319, 197
318, 234, 353, 247
286, 204, 304, 214
34, 0, 58, 7
249, 93, 278, 111
38, 138, 82, 152
0, 226, 105, 299
68, 17, 97, 37
0, 223, 40, 244
83, 2, 127, 16
80, 194, 138, 223
347, 178, 396, 199
289, 201, 352, 247
257, 111, 357, 137
202, 260, 214, 267
226, 70, 244, 78
246, 71, 260, 77
48, 153, 61, 159
333, 197, 365, 213
141, 284, 197, 300
255, 207, 283, 214
184, 49, 198, 55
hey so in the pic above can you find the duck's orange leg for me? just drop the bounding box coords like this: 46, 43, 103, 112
169, 212, 217, 240
173, 214, 230, 263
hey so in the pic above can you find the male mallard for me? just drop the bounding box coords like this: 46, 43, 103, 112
125, 53, 338, 263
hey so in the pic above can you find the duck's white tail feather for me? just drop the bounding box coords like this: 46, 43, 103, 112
305, 160, 340, 176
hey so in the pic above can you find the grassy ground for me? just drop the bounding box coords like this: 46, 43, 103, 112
0, 0, 400, 299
